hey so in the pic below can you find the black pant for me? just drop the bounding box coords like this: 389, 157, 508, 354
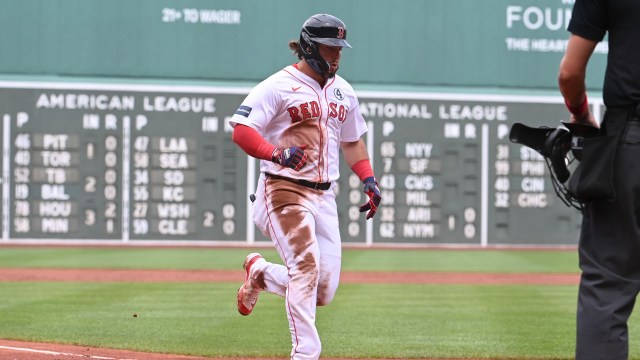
576, 107, 640, 359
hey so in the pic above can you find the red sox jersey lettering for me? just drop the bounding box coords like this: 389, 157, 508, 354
287, 101, 321, 123
229, 65, 367, 183
287, 101, 347, 123
329, 103, 347, 122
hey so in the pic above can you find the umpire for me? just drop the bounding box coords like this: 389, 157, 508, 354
558, 1, 640, 359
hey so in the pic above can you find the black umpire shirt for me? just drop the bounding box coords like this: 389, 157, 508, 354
568, 0, 640, 108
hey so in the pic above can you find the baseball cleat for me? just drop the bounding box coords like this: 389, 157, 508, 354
237, 253, 264, 316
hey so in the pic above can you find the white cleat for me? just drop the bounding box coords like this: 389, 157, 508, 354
237, 253, 264, 316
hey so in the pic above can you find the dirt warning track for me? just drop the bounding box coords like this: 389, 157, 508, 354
0, 268, 579, 285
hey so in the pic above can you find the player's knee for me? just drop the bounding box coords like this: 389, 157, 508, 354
316, 282, 337, 306
316, 294, 334, 306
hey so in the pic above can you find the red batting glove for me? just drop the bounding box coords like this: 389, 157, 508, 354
359, 177, 381, 220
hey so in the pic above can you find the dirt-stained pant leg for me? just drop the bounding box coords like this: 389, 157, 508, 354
284, 228, 321, 360
314, 184, 341, 306
251, 174, 289, 296
251, 175, 341, 307
253, 174, 326, 359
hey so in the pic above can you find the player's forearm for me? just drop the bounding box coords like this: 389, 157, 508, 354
341, 139, 368, 166
341, 139, 374, 181
232, 124, 276, 160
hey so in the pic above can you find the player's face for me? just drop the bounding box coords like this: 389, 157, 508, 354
318, 44, 342, 78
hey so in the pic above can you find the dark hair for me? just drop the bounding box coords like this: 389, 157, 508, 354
289, 40, 303, 59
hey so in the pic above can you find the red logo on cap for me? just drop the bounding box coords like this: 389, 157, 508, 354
337, 27, 345, 39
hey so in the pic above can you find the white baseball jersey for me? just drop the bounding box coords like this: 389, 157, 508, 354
230, 64, 368, 182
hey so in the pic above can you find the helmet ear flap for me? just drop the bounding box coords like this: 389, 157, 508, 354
299, 30, 330, 76
299, 31, 315, 56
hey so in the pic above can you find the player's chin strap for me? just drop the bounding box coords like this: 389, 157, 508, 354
299, 32, 330, 78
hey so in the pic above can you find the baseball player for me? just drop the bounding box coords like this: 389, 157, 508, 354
229, 14, 380, 360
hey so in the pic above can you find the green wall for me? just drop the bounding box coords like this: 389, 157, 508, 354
0, 0, 606, 90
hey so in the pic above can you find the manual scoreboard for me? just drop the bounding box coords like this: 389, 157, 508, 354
0, 83, 585, 245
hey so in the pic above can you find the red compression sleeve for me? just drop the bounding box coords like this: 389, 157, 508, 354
351, 159, 375, 182
565, 94, 589, 116
232, 124, 276, 160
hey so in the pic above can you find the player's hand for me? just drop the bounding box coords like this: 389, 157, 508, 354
272, 145, 308, 171
359, 177, 381, 220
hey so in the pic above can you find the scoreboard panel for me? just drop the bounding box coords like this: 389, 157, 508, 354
0, 85, 248, 241
0, 82, 587, 245
334, 96, 584, 245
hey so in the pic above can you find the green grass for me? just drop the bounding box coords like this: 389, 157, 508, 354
2, 247, 637, 359
0, 281, 586, 359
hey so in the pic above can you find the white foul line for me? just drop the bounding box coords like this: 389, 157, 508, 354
0, 345, 137, 360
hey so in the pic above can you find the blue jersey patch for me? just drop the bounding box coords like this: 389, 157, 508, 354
235, 105, 252, 117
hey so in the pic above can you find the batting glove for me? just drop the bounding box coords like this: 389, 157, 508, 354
272, 145, 308, 171
359, 176, 381, 220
